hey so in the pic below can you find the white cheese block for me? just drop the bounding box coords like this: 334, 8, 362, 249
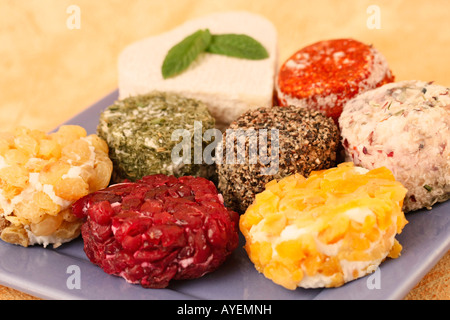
118, 11, 278, 128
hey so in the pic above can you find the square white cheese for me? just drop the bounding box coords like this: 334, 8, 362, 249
118, 11, 278, 128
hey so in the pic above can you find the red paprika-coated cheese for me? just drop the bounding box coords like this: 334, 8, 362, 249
276, 39, 394, 122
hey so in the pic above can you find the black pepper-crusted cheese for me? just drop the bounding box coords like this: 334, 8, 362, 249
216, 105, 340, 213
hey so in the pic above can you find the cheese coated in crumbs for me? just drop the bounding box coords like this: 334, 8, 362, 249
0, 125, 113, 248
239, 162, 408, 289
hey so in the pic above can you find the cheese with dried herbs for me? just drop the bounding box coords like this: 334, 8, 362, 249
97, 92, 215, 182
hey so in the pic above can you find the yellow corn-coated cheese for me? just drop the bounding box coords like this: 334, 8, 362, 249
240, 162, 408, 289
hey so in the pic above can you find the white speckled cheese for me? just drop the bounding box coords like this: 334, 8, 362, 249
339, 80, 450, 212
118, 11, 278, 128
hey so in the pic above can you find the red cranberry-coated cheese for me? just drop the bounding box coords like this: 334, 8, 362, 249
276, 39, 394, 122
72, 174, 239, 288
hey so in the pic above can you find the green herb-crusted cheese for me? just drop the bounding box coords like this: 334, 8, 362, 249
97, 92, 215, 182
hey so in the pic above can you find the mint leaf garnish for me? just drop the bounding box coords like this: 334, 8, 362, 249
162, 29, 212, 79
161, 30, 269, 79
207, 34, 269, 60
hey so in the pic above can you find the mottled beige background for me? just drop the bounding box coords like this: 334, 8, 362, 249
0, 0, 448, 300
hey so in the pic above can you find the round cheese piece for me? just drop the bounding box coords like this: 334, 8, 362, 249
276, 39, 394, 122
240, 163, 408, 289
0, 125, 112, 248
216, 105, 340, 214
97, 92, 215, 183
340, 80, 450, 212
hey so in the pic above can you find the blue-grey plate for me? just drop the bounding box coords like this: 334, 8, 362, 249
0, 90, 448, 300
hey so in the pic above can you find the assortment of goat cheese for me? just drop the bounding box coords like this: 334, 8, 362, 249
0, 11, 448, 291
